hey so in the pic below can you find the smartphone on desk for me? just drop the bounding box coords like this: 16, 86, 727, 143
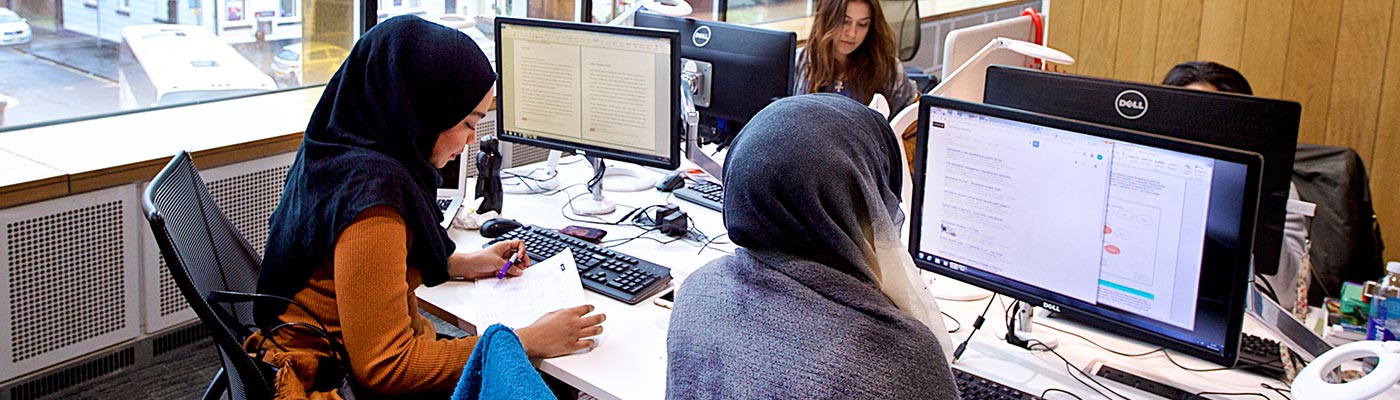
653, 289, 675, 309
560, 225, 607, 243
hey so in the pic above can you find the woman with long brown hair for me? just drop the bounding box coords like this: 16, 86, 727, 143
795, 0, 919, 116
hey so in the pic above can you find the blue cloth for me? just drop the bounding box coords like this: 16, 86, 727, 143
256, 15, 496, 327
452, 324, 555, 400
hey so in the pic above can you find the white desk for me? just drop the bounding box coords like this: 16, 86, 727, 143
418, 157, 1397, 400
417, 157, 733, 400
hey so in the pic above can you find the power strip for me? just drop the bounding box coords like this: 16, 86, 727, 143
1094, 364, 1195, 399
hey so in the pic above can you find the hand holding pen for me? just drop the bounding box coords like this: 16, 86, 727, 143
497, 252, 519, 279
490, 239, 531, 279
450, 239, 531, 280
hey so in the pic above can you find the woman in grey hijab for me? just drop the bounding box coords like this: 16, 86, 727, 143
666, 94, 960, 399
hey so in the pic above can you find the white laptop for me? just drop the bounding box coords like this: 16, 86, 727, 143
436, 156, 467, 228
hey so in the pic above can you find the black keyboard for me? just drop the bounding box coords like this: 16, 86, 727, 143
1237, 333, 1285, 379
674, 182, 722, 211
953, 368, 1042, 400
437, 198, 452, 211
486, 225, 672, 305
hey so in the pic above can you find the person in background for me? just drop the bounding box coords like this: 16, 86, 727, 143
795, 0, 920, 116
1162, 60, 1254, 95
666, 94, 959, 399
1161, 60, 1308, 312
250, 16, 603, 398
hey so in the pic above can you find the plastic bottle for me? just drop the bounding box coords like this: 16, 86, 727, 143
1367, 261, 1400, 340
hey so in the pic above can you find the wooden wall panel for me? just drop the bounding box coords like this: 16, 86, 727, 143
1196, 0, 1246, 66
1372, 1, 1400, 264
1324, 0, 1394, 162
1153, 0, 1203, 81
1237, 0, 1293, 98
1076, 0, 1121, 77
1047, 0, 1085, 73
1113, 0, 1162, 82
1281, 0, 1343, 146
1049, 0, 1400, 263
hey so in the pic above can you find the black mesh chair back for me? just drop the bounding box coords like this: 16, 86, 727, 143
142, 151, 273, 400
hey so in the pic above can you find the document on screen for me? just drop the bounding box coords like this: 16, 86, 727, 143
509, 37, 583, 138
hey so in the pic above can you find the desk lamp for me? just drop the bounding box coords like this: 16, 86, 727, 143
502, 0, 693, 196
931, 37, 1073, 102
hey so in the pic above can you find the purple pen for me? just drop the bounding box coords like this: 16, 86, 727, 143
497, 252, 520, 279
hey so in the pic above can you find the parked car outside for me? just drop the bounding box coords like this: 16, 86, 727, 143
0, 8, 32, 46
272, 41, 349, 85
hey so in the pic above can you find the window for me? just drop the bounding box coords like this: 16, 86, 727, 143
282, 0, 298, 17
0, 0, 817, 133
0, 0, 356, 131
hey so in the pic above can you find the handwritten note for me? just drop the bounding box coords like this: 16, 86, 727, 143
473, 249, 587, 329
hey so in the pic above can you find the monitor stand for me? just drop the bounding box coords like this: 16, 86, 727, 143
503, 150, 654, 194
1005, 301, 1058, 350
570, 156, 618, 215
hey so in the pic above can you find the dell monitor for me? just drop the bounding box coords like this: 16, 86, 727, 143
494, 17, 680, 214
633, 11, 796, 147
910, 95, 1264, 367
983, 65, 1301, 276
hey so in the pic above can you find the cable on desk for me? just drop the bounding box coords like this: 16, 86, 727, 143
1254, 276, 1281, 304
1031, 322, 1164, 358
559, 192, 655, 228
534, 182, 587, 198
1185, 391, 1272, 400
1036, 318, 1282, 374
952, 294, 997, 362
1028, 340, 1131, 400
697, 232, 731, 255
599, 228, 678, 248
942, 311, 961, 333
1039, 388, 1083, 400
1259, 383, 1290, 400
1161, 350, 1275, 373
501, 168, 558, 182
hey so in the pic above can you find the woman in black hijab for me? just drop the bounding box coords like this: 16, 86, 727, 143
666, 94, 959, 399
252, 16, 604, 397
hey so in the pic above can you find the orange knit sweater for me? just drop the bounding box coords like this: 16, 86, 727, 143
251, 206, 476, 398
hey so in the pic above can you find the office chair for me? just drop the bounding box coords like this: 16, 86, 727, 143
143, 151, 343, 399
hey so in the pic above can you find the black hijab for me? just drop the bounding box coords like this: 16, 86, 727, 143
721, 93, 905, 282
257, 16, 496, 327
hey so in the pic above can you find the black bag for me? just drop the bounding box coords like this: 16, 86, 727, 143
1292, 143, 1386, 305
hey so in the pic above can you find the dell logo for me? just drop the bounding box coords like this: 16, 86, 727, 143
1115, 90, 1148, 120
1041, 302, 1062, 313
693, 26, 712, 47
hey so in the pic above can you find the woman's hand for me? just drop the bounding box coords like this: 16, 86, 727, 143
515, 305, 607, 358
448, 239, 532, 280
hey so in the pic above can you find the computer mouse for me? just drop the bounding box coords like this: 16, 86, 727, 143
480, 218, 523, 238
655, 171, 686, 192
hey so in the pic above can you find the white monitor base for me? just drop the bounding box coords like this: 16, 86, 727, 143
570, 198, 617, 215
600, 166, 657, 192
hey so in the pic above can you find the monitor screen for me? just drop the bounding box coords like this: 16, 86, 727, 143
909, 95, 1263, 366
634, 12, 795, 143
983, 65, 1301, 276
494, 17, 681, 170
